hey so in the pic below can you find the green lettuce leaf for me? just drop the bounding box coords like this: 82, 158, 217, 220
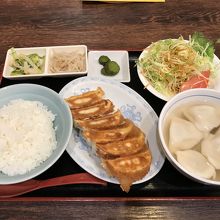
191, 32, 215, 61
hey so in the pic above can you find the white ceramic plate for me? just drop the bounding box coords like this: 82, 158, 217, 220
137, 44, 220, 102
88, 50, 130, 82
59, 76, 165, 185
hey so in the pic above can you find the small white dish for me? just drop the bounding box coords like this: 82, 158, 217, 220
46, 45, 88, 76
59, 76, 165, 185
3, 45, 88, 80
88, 50, 130, 82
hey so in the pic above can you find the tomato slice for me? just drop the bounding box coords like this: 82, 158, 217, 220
180, 70, 210, 92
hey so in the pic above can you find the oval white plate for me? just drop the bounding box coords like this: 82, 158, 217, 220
137, 43, 220, 102
59, 76, 165, 185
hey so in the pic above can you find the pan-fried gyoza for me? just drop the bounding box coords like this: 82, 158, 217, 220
65, 87, 152, 192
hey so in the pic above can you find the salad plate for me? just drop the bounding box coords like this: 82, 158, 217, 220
59, 76, 165, 185
137, 36, 220, 101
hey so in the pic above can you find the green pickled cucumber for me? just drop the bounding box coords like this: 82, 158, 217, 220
104, 61, 120, 76
101, 67, 107, 75
28, 53, 40, 64
98, 55, 110, 65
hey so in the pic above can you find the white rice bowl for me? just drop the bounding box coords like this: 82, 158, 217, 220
0, 84, 72, 184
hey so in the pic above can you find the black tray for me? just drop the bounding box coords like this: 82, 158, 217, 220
1, 51, 219, 197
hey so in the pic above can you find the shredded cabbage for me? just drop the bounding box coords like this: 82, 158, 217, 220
137, 35, 216, 96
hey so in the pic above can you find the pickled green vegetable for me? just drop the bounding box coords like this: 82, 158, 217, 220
98, 55, 120, 76
98, 55, 110, 65
101, 67, 107, 75
104, 61, 120, 76
11, 70, 23, 76
10, 48, 45, 75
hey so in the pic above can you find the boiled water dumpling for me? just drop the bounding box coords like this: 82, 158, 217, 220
169, 117, 203, 153
183, 105, 220, 133
0, 139, 7, 153
214, 126, 220, 135
176, 150, 216, 179
201, 133, 220, 169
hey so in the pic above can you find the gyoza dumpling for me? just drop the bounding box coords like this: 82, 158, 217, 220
201, 133, 220, 169
183, 105, 220, 133
169, 117, 203, 153
176, 150, 216, 179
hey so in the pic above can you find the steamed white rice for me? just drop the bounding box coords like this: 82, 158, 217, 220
0, 99, 57, 176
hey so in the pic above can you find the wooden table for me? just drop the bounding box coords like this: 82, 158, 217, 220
1, 0, 220, 219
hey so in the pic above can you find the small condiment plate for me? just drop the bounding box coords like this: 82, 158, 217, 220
3, 45, 88, 80
88, 50, 130, 82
